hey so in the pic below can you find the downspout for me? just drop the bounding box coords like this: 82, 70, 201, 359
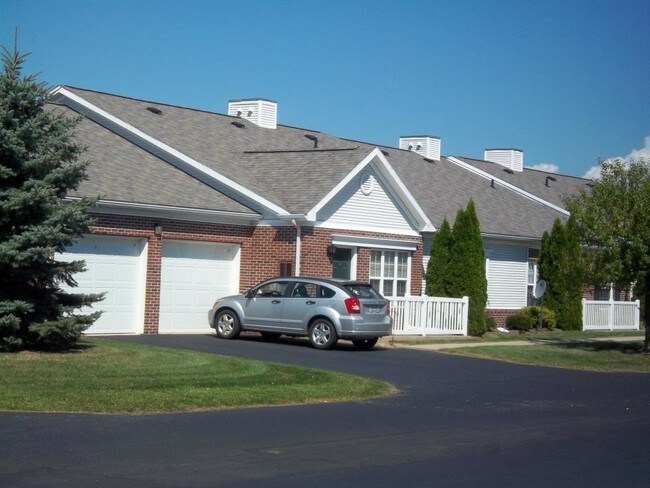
291, 219, 301, 276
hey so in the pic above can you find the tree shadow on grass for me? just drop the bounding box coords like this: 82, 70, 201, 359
531, 339, 645, 355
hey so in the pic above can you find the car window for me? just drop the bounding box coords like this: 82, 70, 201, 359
344, 284, 382, 299
319, 286, 336, 298
255, 281, 289, 297
291, 282, 317, 298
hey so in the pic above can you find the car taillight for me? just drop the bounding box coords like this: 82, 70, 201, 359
344, 297, 361, 314
386, 299, 390, 314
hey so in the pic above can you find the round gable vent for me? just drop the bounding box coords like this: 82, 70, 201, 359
359, 172, 375, 196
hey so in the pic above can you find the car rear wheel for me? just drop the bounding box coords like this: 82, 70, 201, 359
215, 310, 241, 339
352, 338, 378, 350
308, 319, 338, 350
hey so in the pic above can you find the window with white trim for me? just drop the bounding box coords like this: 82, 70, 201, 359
527, 259, 538, 306
369, 250, 410, 297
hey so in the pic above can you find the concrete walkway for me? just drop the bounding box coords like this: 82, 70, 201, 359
381, 335, 644, 351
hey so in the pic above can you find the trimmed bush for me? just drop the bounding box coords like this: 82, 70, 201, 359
506, 314, 534, 331
520, 306, 557, 330
485, 313, 497, 331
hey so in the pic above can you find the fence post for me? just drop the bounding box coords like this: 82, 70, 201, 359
582, 298, 587, 331
462, 296, 469, 336
608, 298, 615, 331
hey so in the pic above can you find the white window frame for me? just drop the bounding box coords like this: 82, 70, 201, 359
369, 249, 411, 297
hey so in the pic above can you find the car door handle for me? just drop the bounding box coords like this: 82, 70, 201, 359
306, 300, 316, 305
272, 300, 281, 304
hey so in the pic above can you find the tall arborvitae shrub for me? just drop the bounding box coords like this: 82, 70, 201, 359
538, 217, 583, 330
447, 200, 488, 336
562, 215, 584, 330
425, 218, 452, 297
0, 47, 102, 351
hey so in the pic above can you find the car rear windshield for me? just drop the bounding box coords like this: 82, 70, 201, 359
344, 284, 382, 299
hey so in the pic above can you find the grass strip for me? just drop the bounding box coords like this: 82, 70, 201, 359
0, 338, 394, 414
391, 329, 645, 345
441, 340, 649, 372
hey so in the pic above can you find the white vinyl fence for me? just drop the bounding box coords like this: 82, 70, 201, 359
390, 296, 469, 336
582, 299, 640, 331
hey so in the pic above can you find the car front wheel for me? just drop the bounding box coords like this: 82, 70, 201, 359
308, 319, 338, 350
215, 310, 241, 339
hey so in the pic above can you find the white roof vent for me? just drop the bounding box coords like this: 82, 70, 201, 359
484, 148, 524, 172
399, 136, 441, 160
228, 98, 277, 129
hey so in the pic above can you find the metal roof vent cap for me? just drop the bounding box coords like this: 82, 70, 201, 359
228, 98, 277, 129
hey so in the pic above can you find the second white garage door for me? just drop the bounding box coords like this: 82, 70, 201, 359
159, 240, 240, 333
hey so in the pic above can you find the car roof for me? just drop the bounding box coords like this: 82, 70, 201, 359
265, 276, 373, 287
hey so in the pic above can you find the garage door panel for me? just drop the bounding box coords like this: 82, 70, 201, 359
159, 241, 240, 333
59, 236, 145, 334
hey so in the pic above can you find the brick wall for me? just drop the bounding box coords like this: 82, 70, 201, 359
88, 213, 425, 334
486, 309, 520, 328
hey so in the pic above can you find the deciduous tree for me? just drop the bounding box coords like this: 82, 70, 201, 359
565, 158, 650, 350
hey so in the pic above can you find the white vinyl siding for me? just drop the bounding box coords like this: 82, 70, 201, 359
485, 241, 528, 309
318, 168, 416, 234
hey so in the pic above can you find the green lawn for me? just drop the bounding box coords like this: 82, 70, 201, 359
0, 338, 395, 414
392, 329, 645, 345
442, 339, 649, 372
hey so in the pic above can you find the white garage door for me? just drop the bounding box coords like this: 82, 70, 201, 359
159, 240, 240, 333
59, 235, 146, 334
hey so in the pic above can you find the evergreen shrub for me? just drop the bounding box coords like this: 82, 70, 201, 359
520, 306, 557, 330
506, 314, 534, 331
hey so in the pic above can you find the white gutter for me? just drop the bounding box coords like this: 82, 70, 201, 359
447, 156, 570, 216
68, 197, 261, 224
53, 87, 289, 216
291, 219, 302, 276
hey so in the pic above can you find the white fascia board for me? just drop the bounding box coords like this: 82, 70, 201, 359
71, 198, 261, 225
306, 147, 435, 232
447, 156, 570, 216
312, 220, 420, 236
482, 233, 542, 244
52, 87, 289, 217
331, 234, 419, 251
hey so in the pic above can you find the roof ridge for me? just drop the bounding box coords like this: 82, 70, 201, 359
243, 147, 359, 154
453, 155, 589, 180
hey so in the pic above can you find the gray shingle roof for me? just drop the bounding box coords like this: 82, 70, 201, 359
56, 86, 574, 239
50, 104, 253, 213
453, 156, 591, 209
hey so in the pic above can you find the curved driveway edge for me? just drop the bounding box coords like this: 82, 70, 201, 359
1, 334, 648, 487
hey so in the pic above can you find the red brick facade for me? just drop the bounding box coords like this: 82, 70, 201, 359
89, 213, 424, 334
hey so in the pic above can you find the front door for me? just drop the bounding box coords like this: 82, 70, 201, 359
332, 247, 352, 280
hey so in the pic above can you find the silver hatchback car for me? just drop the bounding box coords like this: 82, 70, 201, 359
208, 277, 392, 350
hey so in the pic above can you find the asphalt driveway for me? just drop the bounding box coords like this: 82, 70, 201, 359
1, 334, 649, 487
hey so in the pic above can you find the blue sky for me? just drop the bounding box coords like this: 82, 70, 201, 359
2, 0, 649, 178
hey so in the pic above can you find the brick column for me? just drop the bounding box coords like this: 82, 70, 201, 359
143, 235, 162, 334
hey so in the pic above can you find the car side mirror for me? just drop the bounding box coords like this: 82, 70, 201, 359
245, 289, 255, 299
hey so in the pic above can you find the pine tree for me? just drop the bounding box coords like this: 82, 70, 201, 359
0, 47, 101, 351
425, 218, 452, 296
447, 200, 488, 336
538, 217, 583, 330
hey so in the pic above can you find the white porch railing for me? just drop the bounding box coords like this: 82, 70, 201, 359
390, 296, 469, 336
582, 299, 640, 331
